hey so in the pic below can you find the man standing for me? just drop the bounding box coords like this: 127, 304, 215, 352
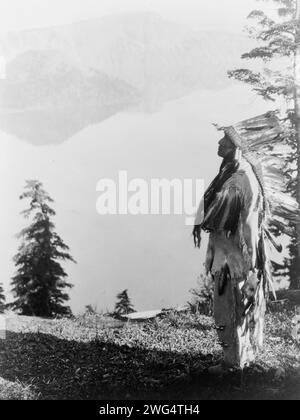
193, 112, 298, 368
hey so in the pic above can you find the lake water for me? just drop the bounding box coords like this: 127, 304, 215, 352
0, 85, 270, 313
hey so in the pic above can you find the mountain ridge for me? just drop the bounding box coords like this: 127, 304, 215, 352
0, 12, 254, 144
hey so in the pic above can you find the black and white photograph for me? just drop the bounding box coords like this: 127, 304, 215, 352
0, 0, 300, 402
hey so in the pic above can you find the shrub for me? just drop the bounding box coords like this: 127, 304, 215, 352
188, 274, 214, 316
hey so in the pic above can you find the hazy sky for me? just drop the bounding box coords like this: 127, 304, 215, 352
0, 0, 270, 34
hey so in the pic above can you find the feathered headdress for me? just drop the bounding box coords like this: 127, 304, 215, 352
214, 111, 299, 238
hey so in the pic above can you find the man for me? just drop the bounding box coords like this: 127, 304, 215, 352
193, 112, 298, 369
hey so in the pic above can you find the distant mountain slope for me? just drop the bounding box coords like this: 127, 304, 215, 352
0, 49, 140, 144
0, 12, 254, 143
1, 13, 253, 93
1, 49, 139, 109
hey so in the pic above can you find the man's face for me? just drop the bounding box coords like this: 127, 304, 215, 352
218, 136, 236, 158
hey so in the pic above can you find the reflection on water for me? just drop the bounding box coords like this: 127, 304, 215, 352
0, 85, 270, 313
0, 103, 134, 145
0, 13, 254, 145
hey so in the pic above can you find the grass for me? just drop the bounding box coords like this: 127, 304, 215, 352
0, 307, 299, 400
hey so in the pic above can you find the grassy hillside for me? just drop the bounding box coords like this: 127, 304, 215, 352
0, 308, 299, 400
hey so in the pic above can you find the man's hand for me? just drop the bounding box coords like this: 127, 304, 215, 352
193, 225, 202, 248
241, 270, 259, 316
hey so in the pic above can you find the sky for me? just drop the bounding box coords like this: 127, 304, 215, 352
0, 0, 266, 35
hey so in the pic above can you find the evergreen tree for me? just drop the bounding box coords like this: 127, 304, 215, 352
228, 0, 300, 289
0, 283, 6, 313
114, 289, 135, 316
10, 180, 75, 317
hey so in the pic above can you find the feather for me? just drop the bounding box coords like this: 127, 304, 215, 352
264, 228, 283, 253
259, 232, 277, 300
221, 113, 300, 237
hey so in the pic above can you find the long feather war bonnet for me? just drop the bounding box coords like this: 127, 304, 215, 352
214, 111, 300, 237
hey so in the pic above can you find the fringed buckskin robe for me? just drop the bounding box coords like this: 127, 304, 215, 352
195, 155, 268, 368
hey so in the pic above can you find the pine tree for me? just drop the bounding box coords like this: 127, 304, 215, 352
228, 0, 300, 289
0, 283, 6, 313
114, 289, 135, 317
10, 180, 75, 317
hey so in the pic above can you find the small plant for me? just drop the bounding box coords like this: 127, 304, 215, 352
85, 304, 98, 315
0, 283, 6, 313
188, 274, 214, 316
113, 289, 135, 318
